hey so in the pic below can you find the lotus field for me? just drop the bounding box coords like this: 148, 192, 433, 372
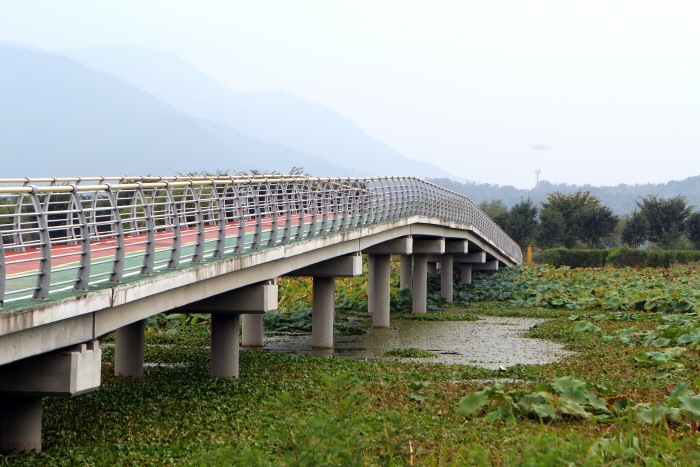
461, 264, 700, 313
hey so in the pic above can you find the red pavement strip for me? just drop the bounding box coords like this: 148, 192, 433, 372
4, 214, 309, 276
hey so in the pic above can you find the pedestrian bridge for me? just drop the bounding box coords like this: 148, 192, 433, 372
0, 174, 521, 452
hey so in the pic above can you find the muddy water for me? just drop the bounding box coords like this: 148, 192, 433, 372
259, 316, 574, 369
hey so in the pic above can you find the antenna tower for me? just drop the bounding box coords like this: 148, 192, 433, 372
535, 169, 541, 186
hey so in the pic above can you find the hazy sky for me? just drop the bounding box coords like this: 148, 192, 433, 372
2, 1, 699, 188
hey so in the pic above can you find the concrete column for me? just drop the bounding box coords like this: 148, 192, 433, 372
413, 254, 428, 314
400, 255, 412, 290
460, 264, 473, 284
369, 254, 391, 328
441, 254, 454, 301
0, 396, 42, 453
241, 314, 264, 348
427, 262, 437, 275
115, 319, 145, 377
310, 348, 334, 358
367, 254, 375, 313
211, 313, 240, 378
311, 276, 335, 349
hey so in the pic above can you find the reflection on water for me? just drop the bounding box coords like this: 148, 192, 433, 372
256, 316, 574, 369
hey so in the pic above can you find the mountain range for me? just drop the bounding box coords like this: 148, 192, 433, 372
0, 43, 458, 179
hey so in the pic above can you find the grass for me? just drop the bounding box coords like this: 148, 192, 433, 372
2, 301, 700, 466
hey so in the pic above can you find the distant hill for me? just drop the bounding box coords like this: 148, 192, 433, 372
428, 176, 700, 215
193, 117, 368, 176
0, 45, 363, 178
0, 40, 44, 52
58, 46, 460, 180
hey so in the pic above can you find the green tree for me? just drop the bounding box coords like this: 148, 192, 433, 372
539, 191, 605, 248
502, 198, 538, 250
573, 205, 618, 249
635, 195, 694, 249
535, 207, 566, 249
621, 212, 650, 248
478, 199, 508, 226
685, 211, 700, 249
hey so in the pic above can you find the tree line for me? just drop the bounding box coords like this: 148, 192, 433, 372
429, 174, 700, 215
482, 191, 700, 251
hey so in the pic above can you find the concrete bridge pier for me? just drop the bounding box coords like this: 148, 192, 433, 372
211, 314, 240, 377
364, 237, 412, 328
0, 341, 102, 452
400, 255, 413, 290
286, 253, 362, 349
438, 240, 467, 300
115, 319, 145, 377
474, 260, 500, 272
174, 281, 278, 378
460, 264, 473, 284
412, 254, 428, 314
311, 276, 335, 349
412, 238, 445, 314
241, 314, 265, 348
368, 254, 391, 328
427, 262, 437, 275
367, 254, 375, 313
440, 254, 454, 301
454, 252, 487, 284
0, 396, 42, 452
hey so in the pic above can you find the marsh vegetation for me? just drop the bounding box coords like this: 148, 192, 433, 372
2, 265, 700, 465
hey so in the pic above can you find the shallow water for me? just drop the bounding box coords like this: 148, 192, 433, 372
258, 316, 574, 369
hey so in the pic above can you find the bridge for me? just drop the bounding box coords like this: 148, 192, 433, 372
0, 174, 521, 452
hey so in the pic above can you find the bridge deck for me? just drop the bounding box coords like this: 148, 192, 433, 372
1, 175, 521, 315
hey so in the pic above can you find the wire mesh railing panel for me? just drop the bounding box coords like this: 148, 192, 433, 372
0, 175, 522, 311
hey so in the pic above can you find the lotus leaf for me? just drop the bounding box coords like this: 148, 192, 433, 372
634, 404, 667, 425
573, 320, 601, 332
482, 404, 517, 423
456, 391, 489, 418
677, 393, 700, 422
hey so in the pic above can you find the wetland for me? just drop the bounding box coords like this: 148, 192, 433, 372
3, 265, 700, 466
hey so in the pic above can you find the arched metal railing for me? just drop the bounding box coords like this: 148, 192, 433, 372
0, 175, 521, 311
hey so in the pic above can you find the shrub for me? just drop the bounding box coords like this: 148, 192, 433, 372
538, 247, 700, 268
605, 247, 649, 267
607, 248, 700, 268
534, 248, 608, 268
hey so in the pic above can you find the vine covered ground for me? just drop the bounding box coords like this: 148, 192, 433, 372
2, 263, 700, 465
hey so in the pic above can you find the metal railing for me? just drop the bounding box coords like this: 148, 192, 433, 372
0, 175, 521, 311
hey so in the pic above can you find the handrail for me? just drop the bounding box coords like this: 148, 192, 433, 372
0, 175, 522, 311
